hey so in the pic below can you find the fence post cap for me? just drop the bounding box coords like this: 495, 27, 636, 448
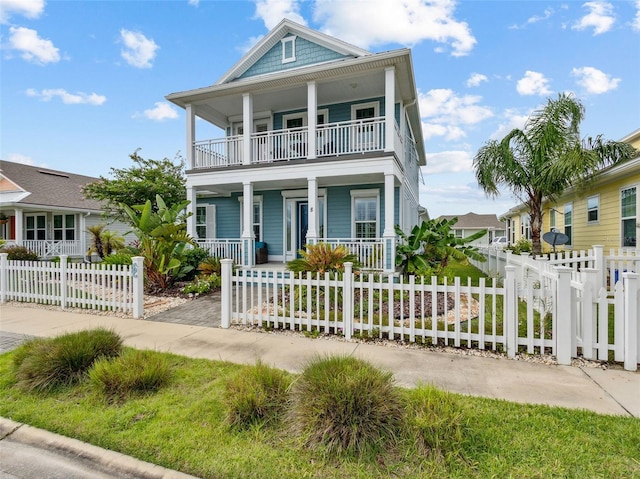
221, 258, 234, 264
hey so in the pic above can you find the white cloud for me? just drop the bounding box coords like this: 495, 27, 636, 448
466, 73, 488, 87
188, 0, 199, 5
516, 70, 551, 96
571, 66, 620, 94
509, 7, 555, 29
8, 26, 60, 64
633, 0, 640, 31
0, 0, 44, 23
572, 1, 615, 35
120, 29, 159, 68
1, 152, 46, 167
422, 123, 466, 141
136, 102, 179, 121
424, 150, 473, 174
237, 35, 264, 54
419, 88, 493, 125
254, 0, 307, 29
313, 0, 476, 56
489, 108, 530, 140
26, 88, 107, 105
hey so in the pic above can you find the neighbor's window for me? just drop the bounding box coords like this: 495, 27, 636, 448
520, 214, 531, 240
352, 195, 378, 239
549, 209, 556, 229
621, 186, 637, 247
53, 214, 75, 241
454, 229, 463, 238
564, 203, 573, 246
587, 196, 599, 223
281, 36, 296, 63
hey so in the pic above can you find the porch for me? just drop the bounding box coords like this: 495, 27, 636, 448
2, 240, 86, 259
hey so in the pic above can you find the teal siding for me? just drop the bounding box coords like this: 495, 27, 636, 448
273, 97, 387, 130
238, 35, 349, 80
261, 190, 283, 255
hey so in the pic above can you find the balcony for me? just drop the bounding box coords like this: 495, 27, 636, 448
192, 117, 389, 170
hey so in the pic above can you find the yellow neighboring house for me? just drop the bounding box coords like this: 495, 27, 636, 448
502, 128, 640, 252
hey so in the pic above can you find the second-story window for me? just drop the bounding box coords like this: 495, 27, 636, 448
281, 36, 296, 63
587, 195, 599, 223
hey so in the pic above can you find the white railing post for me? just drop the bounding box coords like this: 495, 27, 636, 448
504, 265, 517, 358
555, 267, 573, 366
343, 262, 353, 340
60, 255, 68, 309
623, 272, 639, 372
0, 253, 7, 303
221, 259, 233, 329
593, 245, 604, 292
132, 256, 144, 319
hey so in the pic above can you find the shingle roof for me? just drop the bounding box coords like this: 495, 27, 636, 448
438, 212, 505, 229
0, 161, 104, 211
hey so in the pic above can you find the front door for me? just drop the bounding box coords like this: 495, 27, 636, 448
297, 202, 308, 256
285, 199, 309, 261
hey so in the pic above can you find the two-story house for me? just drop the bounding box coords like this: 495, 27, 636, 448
166, 20, 426, 271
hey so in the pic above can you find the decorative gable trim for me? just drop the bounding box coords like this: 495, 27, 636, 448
216, 19, 371, 85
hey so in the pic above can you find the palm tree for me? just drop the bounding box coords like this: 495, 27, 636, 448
473, 93, 637, 255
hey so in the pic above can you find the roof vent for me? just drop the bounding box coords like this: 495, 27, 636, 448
39, 170, 70, 178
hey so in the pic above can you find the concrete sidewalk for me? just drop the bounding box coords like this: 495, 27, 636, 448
1, 304, 638, 417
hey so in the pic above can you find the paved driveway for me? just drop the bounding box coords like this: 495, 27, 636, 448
144, 290, 221, 328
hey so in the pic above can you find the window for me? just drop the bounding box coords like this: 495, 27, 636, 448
26, 215, 46, 240
239, 197, 262, 241
520, 214, 531, 240
454, 229, 463, 238
587, 196, 599, 223
621, 186, 637, 247
351, 102, 380, 150
564, 203, 573, 246
53, 214, 75, 241
351, 189, 379, 239
281, 36, 296, 63
549, 209, 556, 230
196, 207, 207, 239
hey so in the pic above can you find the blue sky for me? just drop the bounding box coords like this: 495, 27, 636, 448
2, 0, 639, 218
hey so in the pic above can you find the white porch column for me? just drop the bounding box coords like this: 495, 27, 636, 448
14, 208, 23, 243
186, 186, 197, 239
242, 93, 253, 166
186, 104, 195, 169
306, 177, 318, 244
307, 81, 317, 159
383, 173, 396, 272
242, 181, 255, 267
79, 213, 87, 256
384, 67, 396, 152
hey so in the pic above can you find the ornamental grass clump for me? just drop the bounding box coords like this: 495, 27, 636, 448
402, 384, 467, 460
289, 355, 402, 458
287, 243, 360, 274
223, 360, 292, 429
13, 329, 122, 392
89, 349, 172, 401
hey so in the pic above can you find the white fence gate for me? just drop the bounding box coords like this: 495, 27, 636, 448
0, 254, 144, 318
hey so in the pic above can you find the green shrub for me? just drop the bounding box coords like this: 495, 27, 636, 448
182, 274, 221, 295
89, 349, 172, 400
197, 256, 222, 276
287, 243, 360, 274
181, 247, 210, 281
289, 355, 402, 457
2, 245, 39, 261
13, 329, 123, 392
508, 238, 533, 255
223, 360, 292, 429
403, 384, 466, 459
101, 252, 133, 265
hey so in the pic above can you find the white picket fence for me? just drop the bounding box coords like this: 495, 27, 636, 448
0, 254, 145, 318
220, 255, 640, 371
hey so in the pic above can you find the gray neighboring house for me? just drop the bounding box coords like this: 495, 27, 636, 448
438, 212, 506, 247
0, 161, 130, 259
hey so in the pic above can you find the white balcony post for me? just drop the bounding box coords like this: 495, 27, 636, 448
186, 103, 195, 169
186, 185, 197, 239
307, 81, 317, 159
383, 173, 396, 272
14, 208, 23, 244
384, 67, 395, 152
242, 93, 253, 166
307, 177, 318, 245
242, 181, 254, 267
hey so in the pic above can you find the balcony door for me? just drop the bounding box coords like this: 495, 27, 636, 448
232, 119, 271, 163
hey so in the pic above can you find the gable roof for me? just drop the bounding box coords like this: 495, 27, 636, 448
217, 19, 371, 85
438, 212, 505, 229
0, 161, 104, 211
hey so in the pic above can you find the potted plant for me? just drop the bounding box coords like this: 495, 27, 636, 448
0, 213, 8, 225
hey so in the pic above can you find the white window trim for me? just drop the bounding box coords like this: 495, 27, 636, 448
620, 184, 638, 248
238, 195, 263, 241
195, 204, 216, 239
282, 112, 307, 128
53, 213, 75, 241
350, 189, 380, 238
564, 202, 573, 247
587, 194, 600, 225
281, 36, 296, 64
350, 101, 380, 121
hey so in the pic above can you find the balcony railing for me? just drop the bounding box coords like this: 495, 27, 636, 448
322, 238, 385, 271
20, 240, 84, 258
191, 117, 388, 169
196, 239, 243, 264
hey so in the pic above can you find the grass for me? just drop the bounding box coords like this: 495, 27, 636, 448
0, 348, 638, 479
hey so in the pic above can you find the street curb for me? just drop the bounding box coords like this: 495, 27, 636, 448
0, 417, 200, 479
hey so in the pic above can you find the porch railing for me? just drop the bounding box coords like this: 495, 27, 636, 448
191, 117, 387, 169
196, 239, 243, 264
324, 238, 385, 270
21, 240, 84, 258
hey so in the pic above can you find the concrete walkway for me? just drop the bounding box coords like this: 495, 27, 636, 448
1, 303, 638, 417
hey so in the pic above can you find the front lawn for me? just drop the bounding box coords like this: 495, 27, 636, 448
0, 348, 638, 479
